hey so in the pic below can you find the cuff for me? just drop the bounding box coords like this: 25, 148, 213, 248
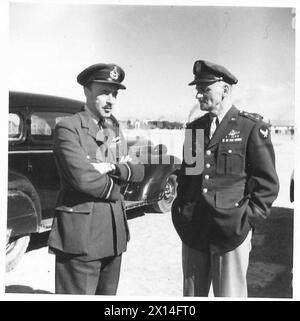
114, 162, 144, 182
100, 176, 120, 201
114, 163, 132, 182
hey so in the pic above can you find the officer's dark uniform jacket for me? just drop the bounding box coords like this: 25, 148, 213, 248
172, 105, 279, 253
48, 109, 144, 261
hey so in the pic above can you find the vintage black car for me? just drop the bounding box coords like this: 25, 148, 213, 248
7, 91, 181, 272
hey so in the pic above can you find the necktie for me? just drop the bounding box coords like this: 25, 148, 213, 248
96, 118, 107, 146
209, 116, 219, 139
98, 118, 106, 129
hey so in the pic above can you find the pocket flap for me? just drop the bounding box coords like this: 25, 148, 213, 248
215, 190, 244, 209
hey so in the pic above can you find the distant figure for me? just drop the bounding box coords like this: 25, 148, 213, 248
172, 60, 279, 297
134, 119, 140, 129
290, 127, 294, 139
48, 63, 144, 295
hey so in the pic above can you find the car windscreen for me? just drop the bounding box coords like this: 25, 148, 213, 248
30, 112, 71, 144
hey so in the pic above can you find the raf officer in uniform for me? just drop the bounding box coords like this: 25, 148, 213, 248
48, 63, 144, 295
172, 60, 279, 297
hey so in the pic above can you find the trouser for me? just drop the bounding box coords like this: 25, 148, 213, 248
182, 230, 252, 297
55, 252, 122, 295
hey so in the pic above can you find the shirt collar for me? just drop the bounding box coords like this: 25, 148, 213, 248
211, 105, 232, 124
217, 109, 227, 123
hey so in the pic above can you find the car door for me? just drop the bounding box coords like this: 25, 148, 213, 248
27, 110, 71, 221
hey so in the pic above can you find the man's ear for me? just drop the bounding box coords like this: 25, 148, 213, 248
83, 85, 90, 97
222, 85, 229, 98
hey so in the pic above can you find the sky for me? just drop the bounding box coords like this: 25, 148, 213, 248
7, 1, 295, 124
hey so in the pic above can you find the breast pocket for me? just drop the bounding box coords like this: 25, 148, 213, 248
216, 146, 244, 175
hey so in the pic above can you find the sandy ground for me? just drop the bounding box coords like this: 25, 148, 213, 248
4, 131, 295, 299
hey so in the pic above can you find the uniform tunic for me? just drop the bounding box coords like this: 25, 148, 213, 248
172, 105, 279, 253
48, 109, 144, 261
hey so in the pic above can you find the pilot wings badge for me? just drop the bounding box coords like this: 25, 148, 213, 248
222, 129, 242, 143
112, 136, 121, 143
109, 136, 121, 148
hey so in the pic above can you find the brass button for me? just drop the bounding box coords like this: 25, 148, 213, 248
228, 149, 232, 153
235, 202, 239, 207
203, 188, 208, 193
205, 163, 211, 169
204, 175, 210, 180
206, 150, 211, 156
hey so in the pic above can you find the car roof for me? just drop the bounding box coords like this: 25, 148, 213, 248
9, 91, 84, 112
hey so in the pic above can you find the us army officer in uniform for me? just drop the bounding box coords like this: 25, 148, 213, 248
48, 63, 144, 295
172, 60, 279, 297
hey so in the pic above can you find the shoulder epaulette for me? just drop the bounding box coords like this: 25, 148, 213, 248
239, 110, 263, 122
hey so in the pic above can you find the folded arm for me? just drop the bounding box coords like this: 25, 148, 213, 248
54, 122, 120, 201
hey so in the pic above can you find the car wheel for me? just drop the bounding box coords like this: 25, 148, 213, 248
6, 234, 30, 272
152, 174, 178, 213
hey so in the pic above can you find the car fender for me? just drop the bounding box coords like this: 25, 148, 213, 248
7, 170, 42, 238
124, 154, 181, 203
141, 160, 180, 201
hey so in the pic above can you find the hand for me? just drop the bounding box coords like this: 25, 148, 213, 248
120, 155, 132, 163
91, 162, 114, 174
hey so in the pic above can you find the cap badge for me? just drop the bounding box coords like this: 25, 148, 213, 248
110, 66, 119, 80
195, 61, 202, 72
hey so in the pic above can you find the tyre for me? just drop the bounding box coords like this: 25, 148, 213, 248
152, 174, 178, 213
6, 234, 30, 272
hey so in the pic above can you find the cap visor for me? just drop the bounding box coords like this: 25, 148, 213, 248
92, 80, 126, 89
188, 80, 196, 86
188, 79, 220, 86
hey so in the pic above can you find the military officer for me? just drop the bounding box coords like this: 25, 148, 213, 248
48, 63, 144, 295
172, 60, 279, 297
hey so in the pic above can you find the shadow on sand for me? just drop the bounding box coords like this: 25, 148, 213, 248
247, 206, 293, 298
5, 206, 293, 298
5, 285, 53, 294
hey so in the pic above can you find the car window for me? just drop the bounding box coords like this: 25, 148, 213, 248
31, 112, 71, 144
8, 113, 23, 142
